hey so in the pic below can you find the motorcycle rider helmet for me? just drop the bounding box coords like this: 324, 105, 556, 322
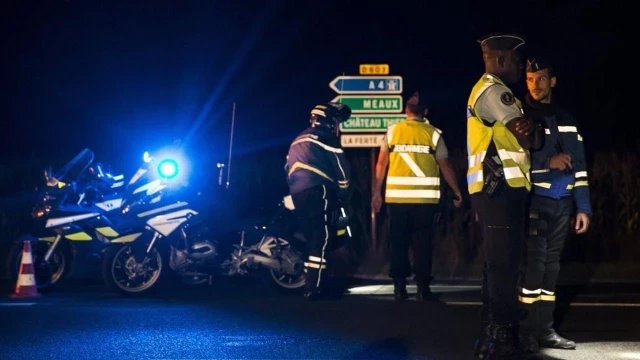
309, 102, 351, 132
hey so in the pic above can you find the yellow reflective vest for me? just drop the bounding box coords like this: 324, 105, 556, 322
467, 74, 531, 194
385, 119, 441, 204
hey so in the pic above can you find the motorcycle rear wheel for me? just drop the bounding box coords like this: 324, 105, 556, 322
262, 245, 305, 293
265, 269, 305, 293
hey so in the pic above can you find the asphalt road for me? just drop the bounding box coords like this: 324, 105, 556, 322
1, 277, 639, 360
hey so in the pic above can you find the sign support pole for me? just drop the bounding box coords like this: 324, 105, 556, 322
226, 101, 236, 190
370, 147, 377, 252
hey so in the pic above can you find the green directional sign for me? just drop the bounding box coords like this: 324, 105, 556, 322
339, 114, 406, 133
331, 95, 403, 113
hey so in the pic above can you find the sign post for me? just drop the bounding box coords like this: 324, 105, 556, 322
330, 65, 404, 252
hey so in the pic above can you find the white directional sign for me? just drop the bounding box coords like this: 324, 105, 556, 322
331, 65, 403, 148
329, 76, 403, 94
331, 95, 403, 113
339, 114, 405, 133
340, 134, 385, 148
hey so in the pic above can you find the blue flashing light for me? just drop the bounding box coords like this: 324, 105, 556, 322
157, 159, 179, 179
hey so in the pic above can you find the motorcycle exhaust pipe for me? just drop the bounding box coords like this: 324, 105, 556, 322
241, 253, 281, 271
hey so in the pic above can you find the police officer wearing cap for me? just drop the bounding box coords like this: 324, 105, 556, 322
285, 102, 352, 300
518, 57, 592, 353
372, 91, 463, 302
467, 33, 544, 359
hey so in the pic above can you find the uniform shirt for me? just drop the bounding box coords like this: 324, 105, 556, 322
466, 73, 531, 193
523, 95, 592, 216
475, 81, 523, 126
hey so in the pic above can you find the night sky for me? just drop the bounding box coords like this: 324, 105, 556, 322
3, 0, 628, 184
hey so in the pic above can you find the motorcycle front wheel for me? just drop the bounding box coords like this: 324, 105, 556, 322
101, 243, 168, 295
6, 240, 71, 292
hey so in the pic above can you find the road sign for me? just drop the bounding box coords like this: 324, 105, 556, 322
339, 114, 406, 133
329, 76, 402, 94
331, 95, 403, 113
340, 134, 385, 148
359, 64, 389, 75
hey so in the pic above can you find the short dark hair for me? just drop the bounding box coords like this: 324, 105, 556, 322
405, 91, 427, 115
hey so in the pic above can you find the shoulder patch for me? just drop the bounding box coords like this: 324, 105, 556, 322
500, 92, 515, 105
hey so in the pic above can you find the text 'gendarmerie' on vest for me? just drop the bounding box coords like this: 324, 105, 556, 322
391, 144, 432, 154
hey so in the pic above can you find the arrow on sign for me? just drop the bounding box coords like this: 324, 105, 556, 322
331, 95, 403, 113
329, 76, 403, 94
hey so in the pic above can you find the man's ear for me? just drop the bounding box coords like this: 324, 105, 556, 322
550, 76, 557, 88
497, 55, 505, 67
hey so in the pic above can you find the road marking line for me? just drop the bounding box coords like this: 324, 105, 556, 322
570, 302, 640, 307
445, 301, 640, 307
0, 303, 36, 306
444, 301, 482, 306
348, 284, 480, 295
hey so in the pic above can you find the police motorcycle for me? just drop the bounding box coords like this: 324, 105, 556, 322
5, 148, 126, 291
100, 148, 308, 295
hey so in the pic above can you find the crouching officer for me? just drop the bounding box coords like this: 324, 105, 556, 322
285, 102, 352, 300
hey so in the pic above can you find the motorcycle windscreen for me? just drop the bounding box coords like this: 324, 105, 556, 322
48, 148, 95, 186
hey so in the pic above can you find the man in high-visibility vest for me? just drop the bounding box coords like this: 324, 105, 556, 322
467, 33, 544, 359
372, 91, 463, 302
518, 57, 591, 353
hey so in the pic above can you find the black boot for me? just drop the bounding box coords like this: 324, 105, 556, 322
393, 278, 408, 300
474, 321, 491, 359
519, 332, 539, 354
485, 323, 523, 360
416, 278, 439, 302
473, 308, 492, 359
537, 301, 575, 349
519, 302, 540, 354
538, 331, 576, 349
304, 274, 322, 301
304, 284, 322, 300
